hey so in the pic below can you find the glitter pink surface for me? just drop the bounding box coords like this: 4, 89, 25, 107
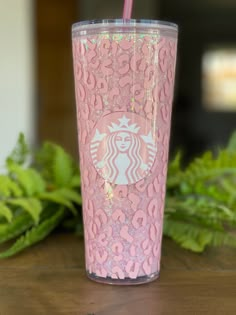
72, 29, 177, 281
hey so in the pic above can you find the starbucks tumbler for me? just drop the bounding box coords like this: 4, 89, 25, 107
72, 19, 178, 285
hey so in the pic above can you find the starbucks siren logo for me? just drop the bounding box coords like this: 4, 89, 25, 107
90, 112, 157, 185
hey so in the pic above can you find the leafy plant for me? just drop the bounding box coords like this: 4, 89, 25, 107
165, 131, 236, 252
0, 134, 81, 257
0, 132, 236, 257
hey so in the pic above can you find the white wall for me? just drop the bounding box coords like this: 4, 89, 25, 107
0, 0, 35, 166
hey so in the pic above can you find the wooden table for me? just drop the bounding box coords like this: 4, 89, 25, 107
0, 233, 236, 315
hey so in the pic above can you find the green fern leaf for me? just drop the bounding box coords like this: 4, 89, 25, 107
70, 175, 81, 188
36, 142, 77, 188
0, 175, 22, 197
0, 208, 64, 258
6, 133, 29, 166
39, 190, 77, 215
52, 145, 74, 187
227, 130, 236, 153
6, 198, 43, 224
0, 212, 33, 243
25, 168, 46, 194
184, 150, 236, 184
7, 162, 46, 196
167, 151, 183, 189
54, 188, 82, 205
0, 202, 13, 222
164, 218, 236, 252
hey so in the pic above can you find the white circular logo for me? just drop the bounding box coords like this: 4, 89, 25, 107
90, 112, 157, 185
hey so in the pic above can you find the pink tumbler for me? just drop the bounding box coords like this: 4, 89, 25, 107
72, 19, 178, 285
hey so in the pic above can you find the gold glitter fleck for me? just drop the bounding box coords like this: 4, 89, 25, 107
104, 182, 114, 201
106, 191, 114, 201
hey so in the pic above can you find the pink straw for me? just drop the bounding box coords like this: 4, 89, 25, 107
122, 0, 133, 19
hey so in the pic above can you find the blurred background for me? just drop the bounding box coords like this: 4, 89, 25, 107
0, 0, 236, 164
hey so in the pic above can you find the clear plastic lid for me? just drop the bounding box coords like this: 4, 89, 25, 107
72, 19, 178, 38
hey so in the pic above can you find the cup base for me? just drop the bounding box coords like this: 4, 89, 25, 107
86, 270, 159, 285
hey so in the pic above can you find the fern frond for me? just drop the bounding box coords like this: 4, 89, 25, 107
184, 150, 236, 184
36, 142, 78, 188
0, 175, 22, 198
0, 208, 65, 258
6, 198, 43, 224
53, 188, 82, 205
165, 202, 236, 233
39, 190, 77, 215
7, 162, 46, 196
70, 175, 81, 188
52, 145, 75, 187
0, 202, 13, 223
6, 133, 29, 166
167, 151, 183, 189
227, 130, 236, 153
164, 218, 236, 252
0, 212, 34, 243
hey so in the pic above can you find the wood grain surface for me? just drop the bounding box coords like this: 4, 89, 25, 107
0, 233, 235, 315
